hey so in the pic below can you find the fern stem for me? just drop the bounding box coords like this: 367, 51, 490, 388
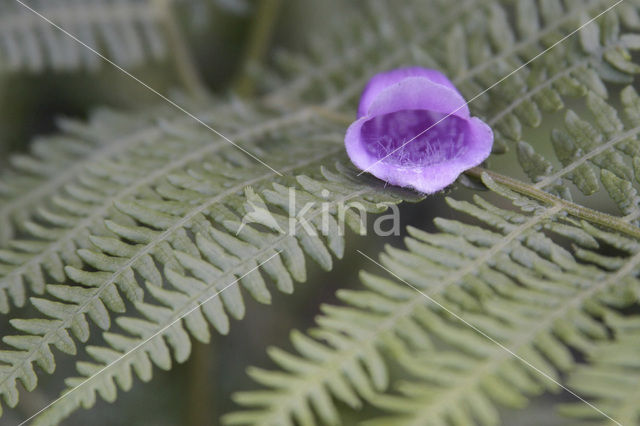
234, 0, 283, 96
154, 0, 209, 97
467, 167, 640, 240
311, 106, 353, 125
187, 342, 216, 426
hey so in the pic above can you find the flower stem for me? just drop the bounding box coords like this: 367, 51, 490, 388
154, 0, 209, 98
311, 106, 354, 125
234, 0, 283, 96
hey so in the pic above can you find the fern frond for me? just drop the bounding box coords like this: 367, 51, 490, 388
264, 0, 473, 104
558, 314, 640, 425
515, 87, 640, 217
0, 0, 170, 73
0, 101, 242, 310
0, 90, 420, 419
26, 162, 414, 425
225, 180, 640, 425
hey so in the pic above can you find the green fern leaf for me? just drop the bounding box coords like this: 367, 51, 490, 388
0, 93, 418, 420
0, 0, 168, 72
558, 314, 640, 425
24, 163, 415, 425
226, 184, 640, 425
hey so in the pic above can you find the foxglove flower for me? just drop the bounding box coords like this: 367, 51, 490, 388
345, 67, 493, 193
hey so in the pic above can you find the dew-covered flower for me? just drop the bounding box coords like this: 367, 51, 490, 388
345, 67, 493, 193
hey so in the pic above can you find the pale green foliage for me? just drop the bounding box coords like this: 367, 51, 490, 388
0, 94, 415, 421
1, 0, 640, 425
224, 184, 640, 425
0, 104, 217, 308
0, 0, 249, 74
0, 0, 168, 72
559, 314, 640, 425
27, 164, 413, 425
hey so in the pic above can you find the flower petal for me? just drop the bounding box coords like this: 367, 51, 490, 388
367, 77, 470, 119
461, 117, 494, 166
345, 116, 374, 170
357, 67, 466, 118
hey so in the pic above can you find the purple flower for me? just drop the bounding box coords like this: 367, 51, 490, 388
345, 67, 493, 193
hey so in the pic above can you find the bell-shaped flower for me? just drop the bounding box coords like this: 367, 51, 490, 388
345, 67, 493, 193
